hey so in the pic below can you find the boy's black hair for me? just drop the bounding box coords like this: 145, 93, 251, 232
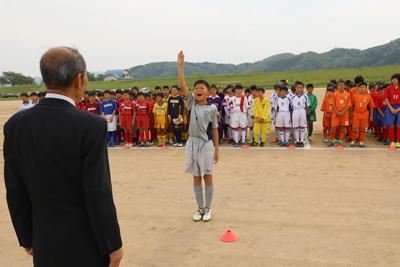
38, 92, 42, 97
156, 93, 163, 98
21, 92, 28, 97
250, 84, 257, 91
194, 80, 210, 91
210, 84, 217, 89
383, 84, 390, 89
391, 73, 400, 81
84, 90, 89, 95
279, 85, 288, 91
226, 84, 233, 89
296, 82, 304, 87
291, 85, 296, 91
155, 86, 161, 90
354, 75, 364, 84
306, 83, 314, 89
171, 85, 179, 90
104, 90, 111, 94
122, 89, 130, 95
329, 79, 337, 84
145, 93, 150, 98
244, 88, 251, 93
116, 89, 122, 94
97, 91, 104, 97
218, 87, 223, 90
333, 84, 338, 90
348, 83, 357, 89
369, 83, 375, 88
110, 91, 116, 95
337, 79, 346, 85
137, 92, 144, 97
163, 85, 169, 89
358, 82, 368, 88
129, 91, 136, 97
256, 87, 265, 92
377, 85, 384, 91
88, 92, 96, 97
153, 93, 157, 97
234, 84, 243, 90
327, 82, 334, 88
326, 88, 334, 92
345, 80, 352, 85
132, 86, 139, 90
231, 88, 236, 92
274, 84, 280, 90
282, 82, 289, 87
217, 92, 224, 99
280, 79, 287, 83
30, 92, 37, 97
42, 91, 47, 97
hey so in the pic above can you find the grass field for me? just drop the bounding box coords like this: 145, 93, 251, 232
0, 65, 398, 95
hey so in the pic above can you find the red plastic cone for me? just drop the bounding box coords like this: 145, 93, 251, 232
336, 145, 344, 150
287, 146, 295, 150
241, 145, 249, 149
388, 146, 397, 150
123, 146, 130, 150
220, 230, 239, 242
161, 145, 168, 149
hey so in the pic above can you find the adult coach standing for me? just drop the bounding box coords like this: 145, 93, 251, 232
3, 47, 123, 267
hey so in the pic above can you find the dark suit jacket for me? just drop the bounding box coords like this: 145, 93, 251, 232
3, 97, 122, 267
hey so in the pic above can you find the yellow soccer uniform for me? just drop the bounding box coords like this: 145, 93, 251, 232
153, 102, 168, 129
253, 97, 271, 142
162, 95, 170, 105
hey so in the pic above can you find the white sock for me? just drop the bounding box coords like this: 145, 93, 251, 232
280, 131, 285, 142
234, 130, 239, 143
294, 128, 298, 143
241, 129, 246, 143
285, 130, 290, 142
301, 128, 306, 143
249, 129, 254, 141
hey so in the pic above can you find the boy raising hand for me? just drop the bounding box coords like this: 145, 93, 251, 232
178, 51, 219, 222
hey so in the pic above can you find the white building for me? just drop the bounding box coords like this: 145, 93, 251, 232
102, 69, 134, 81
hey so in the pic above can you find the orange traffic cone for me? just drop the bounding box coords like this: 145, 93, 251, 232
220, 230, 239, 242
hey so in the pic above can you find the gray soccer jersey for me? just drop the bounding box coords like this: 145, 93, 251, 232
187, 93, 218, 140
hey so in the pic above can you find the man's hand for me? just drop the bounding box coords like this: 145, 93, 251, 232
24, 247, 33, 256
214, 149, 219, 164
109, 248, 123, 267
178, 51, 185, 66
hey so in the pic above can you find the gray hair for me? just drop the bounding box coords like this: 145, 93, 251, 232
40, 46, 86, 90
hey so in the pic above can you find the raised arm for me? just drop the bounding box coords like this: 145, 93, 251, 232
178, 51, 189, 98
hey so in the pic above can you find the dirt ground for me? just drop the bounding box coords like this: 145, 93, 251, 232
1, 88, 399, 266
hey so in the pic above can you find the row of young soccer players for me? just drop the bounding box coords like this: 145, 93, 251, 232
320, 74, 400, 148
18, 91, 46, 111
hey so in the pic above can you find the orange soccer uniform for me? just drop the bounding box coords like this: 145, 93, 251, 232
351, 94, 374, 143
330, 91, 352, 141
321, 96, 334, 139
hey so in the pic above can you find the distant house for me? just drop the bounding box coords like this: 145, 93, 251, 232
102, 69, 134, 81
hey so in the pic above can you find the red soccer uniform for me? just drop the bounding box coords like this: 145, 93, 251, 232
370, 92, 379, 103
80, 100, 88, 111
119, 101, 136, 129
384, 85, 400, 105
136, 100, 150, 129
86, 101, 101, 115
375, 94, 388, 109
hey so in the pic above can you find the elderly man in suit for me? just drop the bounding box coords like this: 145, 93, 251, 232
3, 47, 123, 267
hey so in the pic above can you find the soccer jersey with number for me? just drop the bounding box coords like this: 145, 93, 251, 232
320, 97, 334, 114
153, 102, 168, 116
119, 101, 136, 115
228, 96, 250, 113
275, 96, 292, 112
136, 100, 150, 116
162, 95, 170, 105
207, 96, 223, 117
86, 102, 101, 115
375, 94, 388, 109
330, 91, 352, 111
352, 94, 374, 118
384, 85, 400, 105
291, 93, 308, 109
100, 99, 118, 115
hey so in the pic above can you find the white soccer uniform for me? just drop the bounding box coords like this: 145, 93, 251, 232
222, 95, 232, 125
247, 95, 256, 128
270, 92, 278, 121
275, 96, 292, 127
19, 101, 33, 112
291, 93, 308, 128
229, 96, 249, 129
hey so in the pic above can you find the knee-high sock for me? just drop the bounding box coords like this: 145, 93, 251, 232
300, 128, 306, 142
351, 130, 357, 142
330, 129, 336, 141
234, 130, 239, 143
339, 130, 345, 141
107, 132, 112, 143
383, 128, 388, 140
359, 129, 366, 142
294, 128, 299, 142
145, 131, 150, 142
111, 131, 116, 143
139, 132, 144, 143
389, 127, 395, 142
157, 133, 162, 143
376, 126, 382, 138
309, 125, 313, 136
129, 132, 134, 143
241, 129, 246, 143
323, 129, 328, 139
125, 132, 130, 143
163, 132, 168, 143
261, 133, 267, 143
285, 130, 290, 142
205, 185, 214, 209
280, 131, 285, 142
193, 185, 204, 209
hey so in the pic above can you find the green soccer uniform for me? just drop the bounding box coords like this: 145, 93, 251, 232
306, 93, 318, 122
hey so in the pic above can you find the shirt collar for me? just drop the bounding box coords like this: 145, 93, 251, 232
45, 93, 76, 106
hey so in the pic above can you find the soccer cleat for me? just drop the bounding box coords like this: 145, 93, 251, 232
193, 207, 205, 221
324, 138, 329, 143
107, 143, 111, 147
224, 135, 230, 139
383, 139, 388, 145
280, 141, 285, 147
138, 142, 144, 147
202, 208, 212, 221
396, 142, 400, 148
115, 141, 120, 145
241, 142, 246, 147
345, 138, 352, 142
350, 141, 355, 147
145, 142, 149, 147
285, 142, 290, 147
128, 143, 133, 148
337, 141, 343, 147
248, 139, 254, 144
300, 142, 304, 147
260, 142, 265, 147
308, 136, 312, 141
132, 142, 137, 146
228, 139, 233, 144
277, 140, 283, 145
251, 142, 259, 146
173, 143, 179, 147
110, 142, 116, 147
327, 141, 334, 147
218, 139, 222, 144
374, 132, 378, 137
178, 143, 183, 147
295, 142, 300, 147
390, 142, 396, 147
366, 128, 370, 133
234, 142, 239, 148
377, 137, 384, 142
333, 138, 337, 143
149, 141, 154, 146
158, 143, 162, 147
359, 142, 365, 147
273, 138, 279, 142
169, 140, 174, 144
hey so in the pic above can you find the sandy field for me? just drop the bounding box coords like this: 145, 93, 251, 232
1, 88, 399, 266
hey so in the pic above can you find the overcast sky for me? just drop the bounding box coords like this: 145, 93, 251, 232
1, 0, 399, 77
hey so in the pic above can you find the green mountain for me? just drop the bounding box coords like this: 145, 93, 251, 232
129, 38, 400, 79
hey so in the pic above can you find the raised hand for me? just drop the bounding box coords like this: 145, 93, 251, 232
177, 51, 185, 66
